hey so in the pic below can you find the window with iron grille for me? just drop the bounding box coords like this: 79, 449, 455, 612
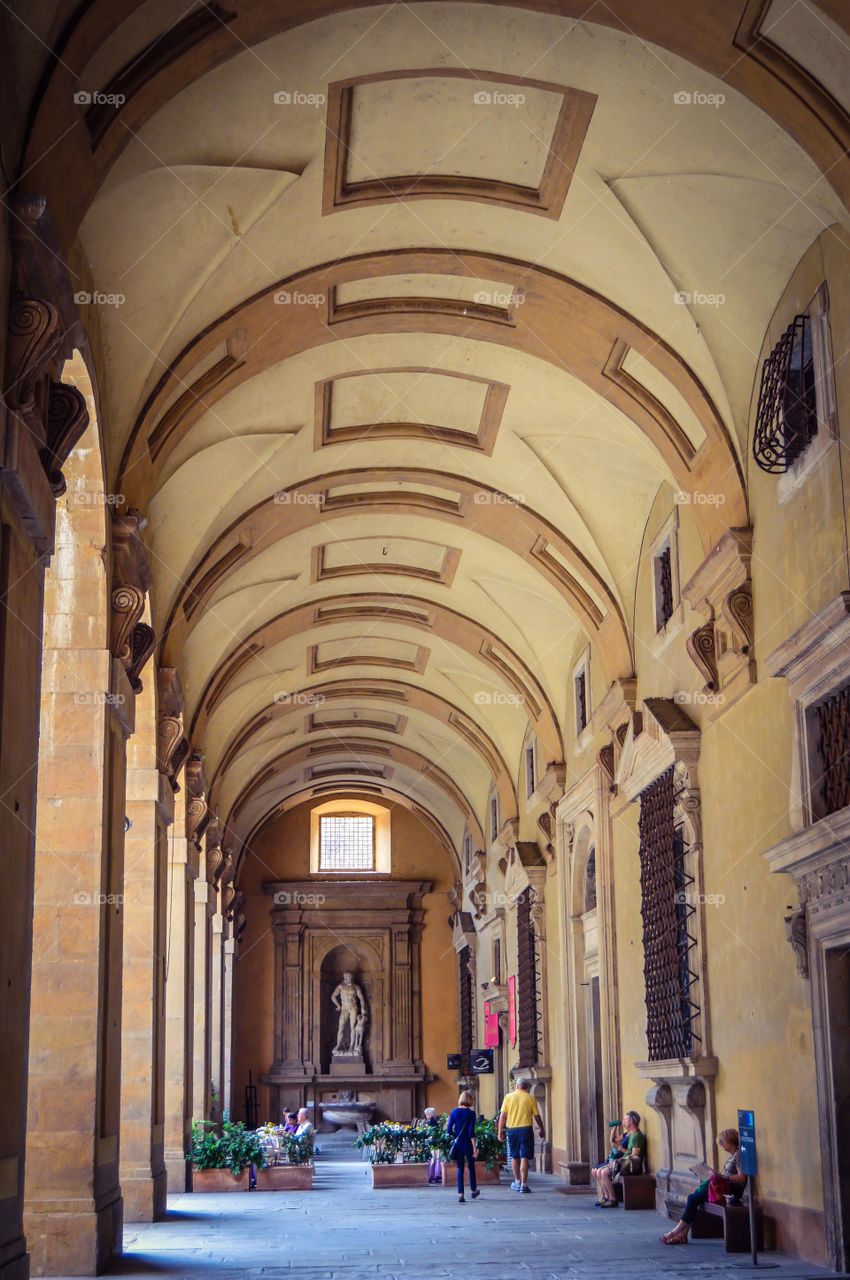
575, 668, 588, 734
638, 768, 701, 1061
653, 542, 674, 632
525, 743, 536, 797
490, 794, 499, 842
753, 313, 818, 473
584, 846, 597, 913
463, 830, 471, 876
516, 891, 540, 1067
319, 814, 375, 870
813, 685, 850, 818
459, 945, 474, 1071
493, 937, 502, 983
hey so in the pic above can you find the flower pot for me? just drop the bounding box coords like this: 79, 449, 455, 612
255, 1164, 314, 1190
441, 1161, 502, 1186
370, 1162, 430, 1188
192, 1167, 250, 1191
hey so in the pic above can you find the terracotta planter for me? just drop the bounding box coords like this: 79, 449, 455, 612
192, 1167, 250, 1191
441, 1161, 502, 1186
370, 1162, 430, 1188
255, 1164, 314, 1191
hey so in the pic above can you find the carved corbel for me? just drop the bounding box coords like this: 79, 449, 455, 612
683, 529, 755, 713
784, 906, 809, 979
185, 752, 210, 848
468, 850, 487, 917
686, 621, 719, 693
44, 380, 88, 495
111, 510, 154, 692
223, 883, 236, 918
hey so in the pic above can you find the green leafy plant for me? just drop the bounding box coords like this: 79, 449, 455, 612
188, 1117, 263, 1175
473, 1115, 505, 1171
354, 1121, 412, 1163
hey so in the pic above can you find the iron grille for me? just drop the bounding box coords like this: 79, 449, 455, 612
576, 670, 588, 733
459, 945, 473, 1071
638, 768, 701, 1060
516, 890, 541, 1067
814, 685, 850, 817
657, 544, 674, 629
584, 846, 597, 913
753, 313, 818, 473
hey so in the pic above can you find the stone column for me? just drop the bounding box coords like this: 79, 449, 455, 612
0, 196, 91, 1280
192, 877, 213, 1121
120, 682, 172, 1222
163, 784, 195, 1193
209, 911, 225, 1120
222, 929, 237, 1115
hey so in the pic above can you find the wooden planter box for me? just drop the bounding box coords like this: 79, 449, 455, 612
441, 1161, 502, 1186
370, 1162, 430, 1188
256, 1164, 314, 1191
192, 1167, 250, 1191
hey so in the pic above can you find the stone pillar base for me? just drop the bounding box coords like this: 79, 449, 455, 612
165, 1154, 191, 1194
25, 1193, 122, 1277
121, 1168, 167, 1222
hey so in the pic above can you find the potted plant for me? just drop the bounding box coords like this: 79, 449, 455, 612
441, 1115, 504, 1186
355, 1122, 430, 1187
255, 1127, 314, 1190
188, 1116, 262, 1191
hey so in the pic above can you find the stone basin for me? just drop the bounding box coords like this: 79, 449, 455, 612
314, 1100, 375, 1131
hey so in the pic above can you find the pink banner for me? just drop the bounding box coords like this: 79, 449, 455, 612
483, 1000, 499, 1049
508, 976, 517, 1046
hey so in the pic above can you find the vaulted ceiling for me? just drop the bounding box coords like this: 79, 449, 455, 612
21, 0, 850, 864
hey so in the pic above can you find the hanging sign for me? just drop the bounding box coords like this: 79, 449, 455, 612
483, 1000, 500, 1049
471, 1049, 494, 1074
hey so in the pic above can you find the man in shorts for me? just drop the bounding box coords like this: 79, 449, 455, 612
497, 1077, 545, 1193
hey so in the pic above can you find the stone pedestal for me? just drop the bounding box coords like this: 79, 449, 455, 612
330, 1053, 366, 1075
639, 1058, 718, 1212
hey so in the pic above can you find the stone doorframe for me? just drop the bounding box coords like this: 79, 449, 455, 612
613, 698, 718, 1210
555, 760, 621, 1181
764, 594, 850, 1272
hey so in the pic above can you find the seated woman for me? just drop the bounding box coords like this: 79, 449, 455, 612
283, 1110, 299, 1135
592, 1111, 646, 1207
660, 1129, 747, 1244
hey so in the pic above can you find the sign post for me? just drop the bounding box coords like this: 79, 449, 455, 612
737, 1109, 758, 1267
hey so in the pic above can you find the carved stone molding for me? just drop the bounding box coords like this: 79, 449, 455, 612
682, 527, 756, 715
451, 910, 477, 953
614, 698, 700, 805
185, 752, 210, 848
467, 850, 487, 918
111, 509, 154, 693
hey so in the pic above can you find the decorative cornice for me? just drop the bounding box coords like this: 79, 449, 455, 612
614, 699, 699, 803
682, 528, 755, 714
764, 592, 850, 689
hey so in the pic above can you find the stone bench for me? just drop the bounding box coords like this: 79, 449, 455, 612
690, 1199, 765, 1252
614, 1173, 656, 1210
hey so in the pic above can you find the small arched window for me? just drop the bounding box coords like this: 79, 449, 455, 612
584, 846, 597, 913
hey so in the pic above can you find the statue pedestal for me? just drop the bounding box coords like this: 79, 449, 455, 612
330, 1052, 366, 1076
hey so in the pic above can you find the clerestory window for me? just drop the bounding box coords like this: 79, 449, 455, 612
319, 814, 375, 870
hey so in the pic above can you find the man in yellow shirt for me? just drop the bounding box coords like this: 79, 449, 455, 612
497, 1078, 545, 1193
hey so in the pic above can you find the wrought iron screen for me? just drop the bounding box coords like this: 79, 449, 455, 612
576, 669, 588, 733
459, 945, 473, 1071
656, 544, 674, 629
517, 890, 541, 1066
814, 685, 850, 817
638, 768, 701, 1060
319, 814, 375, 869
753, 313, 818, 473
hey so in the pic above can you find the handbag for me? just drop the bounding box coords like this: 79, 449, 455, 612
708, 1175, 731, 1205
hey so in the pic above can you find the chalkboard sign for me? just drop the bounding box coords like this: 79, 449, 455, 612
470, 1049, 494, 1074
737, 1108, 758, 1177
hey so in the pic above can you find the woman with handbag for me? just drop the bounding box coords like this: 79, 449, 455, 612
445, 1091, 479, 1203
594, 1110, 646, 1207
660, 1129, 747, 1244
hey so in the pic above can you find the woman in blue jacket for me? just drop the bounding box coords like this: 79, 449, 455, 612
445, 1091, 479, 1202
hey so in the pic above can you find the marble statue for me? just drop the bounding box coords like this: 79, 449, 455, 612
331, 971, 368, 1055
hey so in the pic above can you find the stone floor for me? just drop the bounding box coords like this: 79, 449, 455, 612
61, 1136, 830, 1280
